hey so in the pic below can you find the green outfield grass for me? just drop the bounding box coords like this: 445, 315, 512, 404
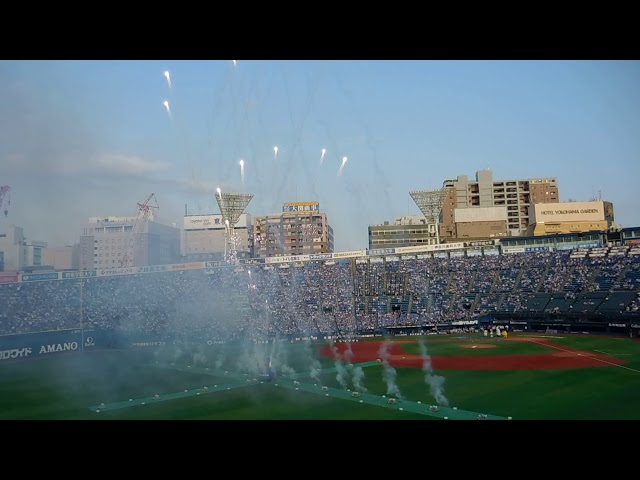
1, 333, 639, 420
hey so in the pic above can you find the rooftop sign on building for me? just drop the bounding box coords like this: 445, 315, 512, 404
184, 213, 250, 230
282, 201, 319, 213
529, 201, 608, 224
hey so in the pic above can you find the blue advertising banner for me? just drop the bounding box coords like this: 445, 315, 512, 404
0, 329, 82, 362
62, 270, 97, 279
20, 272, 60, 282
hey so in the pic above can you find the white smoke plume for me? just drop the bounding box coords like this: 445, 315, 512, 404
329, 341, 349, 389
343, 341, 354, 364
269, 337, 294, 377
172, 345, 183, 365
236, 341, 265, 376
418, 340, 449, 406
215, 351, 226, 370
350, 365, 367, 393
191, 345, 207, 367
304, 337, 323, 385
378, 341, 402, 399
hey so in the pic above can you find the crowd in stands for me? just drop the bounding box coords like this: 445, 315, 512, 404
1, 249, 639, 339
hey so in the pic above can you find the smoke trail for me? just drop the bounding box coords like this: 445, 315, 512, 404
343, 341, 354, 364
378, 341, 402, 399
172, 344, 183, 365
215, 349, 226, 370
236, 340, 263, 376
269, 336, 295, 377
304, 337, 322, 385
350, 365, 367, 393
191, 344, 207, 367
329, 340, 349, 389
418, 340, 449, 406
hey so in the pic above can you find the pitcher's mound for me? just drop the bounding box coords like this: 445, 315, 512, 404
460, 344, 497, 349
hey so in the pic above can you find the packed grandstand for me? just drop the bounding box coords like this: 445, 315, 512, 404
1, 245, 639, 342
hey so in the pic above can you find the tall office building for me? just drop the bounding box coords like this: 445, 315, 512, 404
441, 170, 559, 238
79, 216, 181, 270
253, 201, 334, 258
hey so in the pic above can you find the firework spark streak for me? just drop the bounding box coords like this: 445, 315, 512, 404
337, 156, 347, 176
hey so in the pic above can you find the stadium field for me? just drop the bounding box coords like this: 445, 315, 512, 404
1, 332, 639, 420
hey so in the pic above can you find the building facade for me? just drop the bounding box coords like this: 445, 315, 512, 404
368, 215, 436, 249
79, 216, 181, 270
253, 202, 333, 258
0, 225, 27, 272
183, 213, 252, 261
525, 200, 615, 236
42, 245, 80, 271
452, 206, 508, 240
441, 170, 559, 238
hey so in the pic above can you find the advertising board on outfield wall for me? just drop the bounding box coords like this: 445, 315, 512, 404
97, 267, 137, 277
331, 250, 366, 259
265, 255, 311, 264
264, 250, 367, 264
0, 329, 82, 362
394, 243, 464, 254
96, 262, 203, 277
368, 248, 395, 256
20, 272, 60, 282
0, 274, 19, 284
463, 240, 497, 248
170, 262, 205, 270
62, 270, 97, 279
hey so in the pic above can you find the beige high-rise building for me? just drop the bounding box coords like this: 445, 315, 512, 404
253, 202, 333, 258
441, 169, 559, 238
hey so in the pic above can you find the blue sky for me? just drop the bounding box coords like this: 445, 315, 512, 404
1, 60, 638, 251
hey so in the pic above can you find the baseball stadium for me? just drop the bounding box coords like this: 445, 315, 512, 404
1, 244, 640, 420
2, 61, 639, 421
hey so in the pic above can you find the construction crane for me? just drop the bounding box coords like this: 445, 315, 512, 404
0, 185, 10, 217
120, 193, 159, 268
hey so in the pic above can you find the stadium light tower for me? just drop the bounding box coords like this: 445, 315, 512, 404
409, 188, 448, 245
215, 188, 253, 262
